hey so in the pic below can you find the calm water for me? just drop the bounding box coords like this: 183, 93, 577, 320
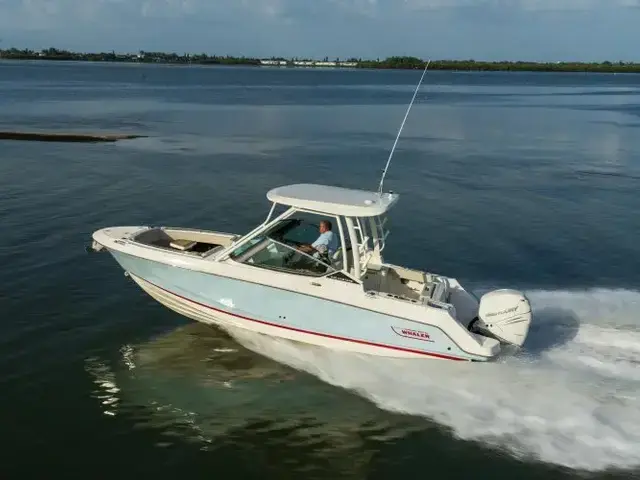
1, 61, 639, 479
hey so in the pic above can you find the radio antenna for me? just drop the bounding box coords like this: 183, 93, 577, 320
377, 59, 431, 195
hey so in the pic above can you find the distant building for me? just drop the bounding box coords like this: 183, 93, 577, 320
259, 59, 359, 68
260, 59, 287, 66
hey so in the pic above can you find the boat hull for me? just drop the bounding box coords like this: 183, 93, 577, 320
107, 249, 490, 362
128, 272, 451, 359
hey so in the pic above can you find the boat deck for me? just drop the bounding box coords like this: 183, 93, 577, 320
132, 227, 237, 257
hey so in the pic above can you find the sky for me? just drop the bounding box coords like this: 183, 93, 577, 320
0, 0, 639, 61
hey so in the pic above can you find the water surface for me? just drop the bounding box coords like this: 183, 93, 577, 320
1, 61, 639, 478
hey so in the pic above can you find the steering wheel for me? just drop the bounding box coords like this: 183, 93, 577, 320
282, 238, 304, 248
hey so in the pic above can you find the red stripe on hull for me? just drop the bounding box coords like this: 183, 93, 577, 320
142, 276, 470, 362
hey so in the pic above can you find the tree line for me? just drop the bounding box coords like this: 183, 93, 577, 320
1, 48, 639, 73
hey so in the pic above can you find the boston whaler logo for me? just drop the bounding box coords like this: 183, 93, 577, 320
392, 326, 434, 342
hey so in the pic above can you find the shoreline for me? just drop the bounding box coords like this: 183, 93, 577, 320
1, 50, 639, 73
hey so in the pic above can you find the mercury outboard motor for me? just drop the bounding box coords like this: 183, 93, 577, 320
469, 289, 532, 347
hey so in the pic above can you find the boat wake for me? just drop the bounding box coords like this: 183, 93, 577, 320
226, 287, 640, 472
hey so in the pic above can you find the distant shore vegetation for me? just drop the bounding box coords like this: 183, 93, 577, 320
1, 48, 639, 73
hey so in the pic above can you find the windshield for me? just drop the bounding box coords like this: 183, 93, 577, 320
231, 235, 336, 278
267, 218, 322, 246
233, 216, 331, 250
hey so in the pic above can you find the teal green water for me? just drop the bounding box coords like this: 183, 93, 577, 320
1, 61, 639, 479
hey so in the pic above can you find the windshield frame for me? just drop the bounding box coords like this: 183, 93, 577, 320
231, 235, 338, 278
218, 204, 360, 284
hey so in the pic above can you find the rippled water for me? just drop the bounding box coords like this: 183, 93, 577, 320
1, 61, 639, 478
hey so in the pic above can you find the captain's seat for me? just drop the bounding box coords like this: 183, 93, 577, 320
430, 277, 450, 304
330, 247, 343, 270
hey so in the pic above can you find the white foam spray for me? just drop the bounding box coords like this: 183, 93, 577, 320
227, 288, 640, 472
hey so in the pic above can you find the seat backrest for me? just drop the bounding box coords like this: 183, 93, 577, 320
331, 247, 343, 269
431, 277, 450, 304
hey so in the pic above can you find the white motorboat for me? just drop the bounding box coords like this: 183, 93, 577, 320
87, 63, 533, 362
87, 181, 532, 362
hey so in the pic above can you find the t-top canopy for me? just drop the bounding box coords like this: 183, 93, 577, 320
266, 183, 399, 217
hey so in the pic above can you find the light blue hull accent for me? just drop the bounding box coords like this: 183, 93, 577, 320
109, 250, 483, 361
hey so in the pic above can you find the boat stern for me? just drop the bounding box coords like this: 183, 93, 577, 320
445, 279, 531, 358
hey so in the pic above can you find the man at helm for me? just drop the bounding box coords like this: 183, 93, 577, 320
297, 219, 338, 259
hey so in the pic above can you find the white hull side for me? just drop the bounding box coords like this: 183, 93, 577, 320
129, 273, 459, 360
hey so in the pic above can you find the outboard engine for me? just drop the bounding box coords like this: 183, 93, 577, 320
471, 289, 532, 347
